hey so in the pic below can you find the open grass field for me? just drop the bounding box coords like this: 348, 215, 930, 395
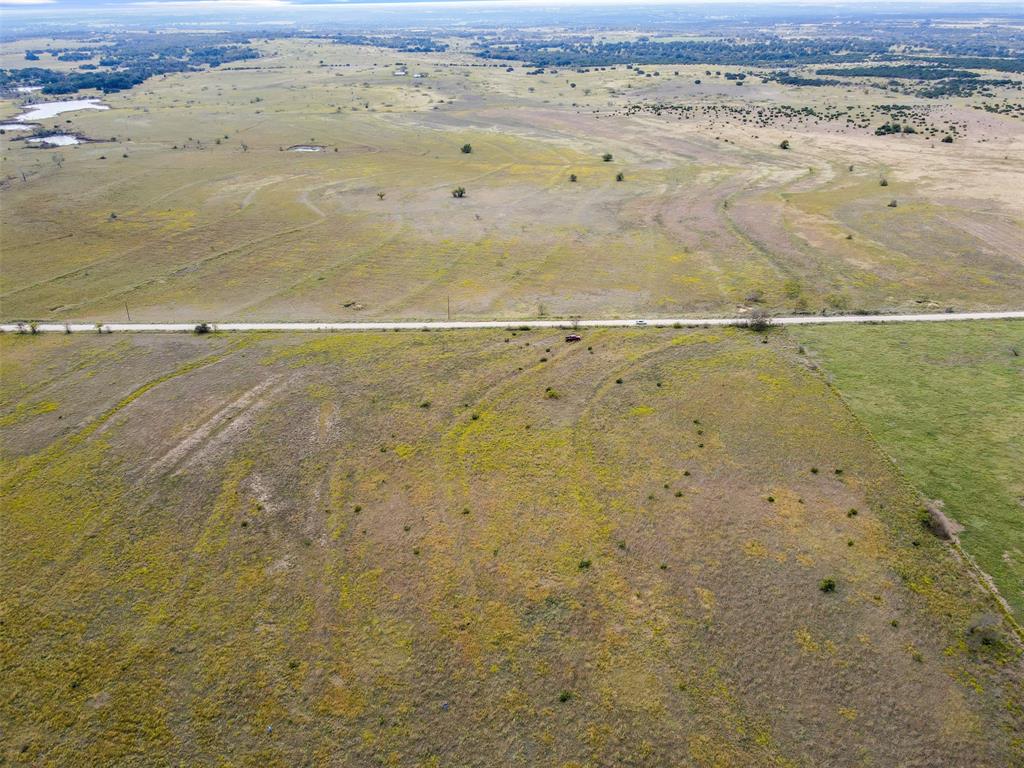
795, 320, 1024, 620
2, 327, 1022, 766
2, 37, 1022, 322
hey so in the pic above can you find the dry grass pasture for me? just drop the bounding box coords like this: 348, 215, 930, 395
2, 327, 1022, 766
2, 38, 1022, 322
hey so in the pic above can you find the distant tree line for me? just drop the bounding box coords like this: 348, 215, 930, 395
816, 65, 980, 80
331, 35, 448, 53
2, 33, 260, 95
473, 38, 896, 68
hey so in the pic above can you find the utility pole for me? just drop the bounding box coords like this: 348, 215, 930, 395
125, 302, 131, 322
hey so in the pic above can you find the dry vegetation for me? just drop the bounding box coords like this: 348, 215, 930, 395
1, 37, 1022, 322
2, 328, 1022, 765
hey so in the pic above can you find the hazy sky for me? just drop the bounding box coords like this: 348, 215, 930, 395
0, 0, 1015, 20
1, 0, 1007, 7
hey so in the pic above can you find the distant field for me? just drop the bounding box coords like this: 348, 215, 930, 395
795, 320, 1024, 619
2, 38, 1022, 322
2, 328, 1021, 765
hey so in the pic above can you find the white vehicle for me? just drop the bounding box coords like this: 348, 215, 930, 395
635, 319, 647, 326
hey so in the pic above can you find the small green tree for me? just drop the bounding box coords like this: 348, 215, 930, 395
615, 172, 624, 182
602, 152, 613, 162
779, 139, 790, 150
569, 174, 577, 182
452, 186, 466, 198
461, 143, 472, 154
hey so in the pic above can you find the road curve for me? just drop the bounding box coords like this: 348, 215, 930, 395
1, 311, 1022, 334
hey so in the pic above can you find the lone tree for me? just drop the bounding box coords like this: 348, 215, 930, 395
377, 191, 386, 200
461, 143, 472, 154
779, 139, 790, 150
615, 172, 624, 182
452, 186, 466, 198
569, 174, 577, 182
602, 152, 613, 162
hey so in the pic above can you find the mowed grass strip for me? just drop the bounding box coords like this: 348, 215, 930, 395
795, 320, 1024, 619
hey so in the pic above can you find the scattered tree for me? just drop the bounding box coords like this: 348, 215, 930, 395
602, 152, 613, 162
451, 186, 466, 198
569, 173, 577, 182
779, 139, 790, 149
460, 143, 472, 154
615, 172, 624, 182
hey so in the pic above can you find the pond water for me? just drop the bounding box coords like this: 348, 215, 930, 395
16, 99, 109, 122
26, 134, 82, 146
0, 123, 32, 132
289, 145, 325, 152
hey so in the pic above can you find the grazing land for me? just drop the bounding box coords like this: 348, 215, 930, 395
2, 328, 1023, 766
2, 29, 1022, 323
796, 320, 1024, 620
1, 8, 1023, 765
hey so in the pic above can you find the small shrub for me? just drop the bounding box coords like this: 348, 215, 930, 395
460, 143, 472, 154
819, 578, 836, 593
941, 135, 953, 143
746, 309, 772, 332
194, 322, 211, 334
615, 378, 623, 384
558, 690, 573, 702
887, 199, 898, 208
602, 152, 612, 162
810, 467, 818, 474
879, 178, 889, 187
966, 613, 1001, 649
451, 186, 466, 198
779, 139, 790, 150
569, 173, 577, 182
615, 172, 624, 182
